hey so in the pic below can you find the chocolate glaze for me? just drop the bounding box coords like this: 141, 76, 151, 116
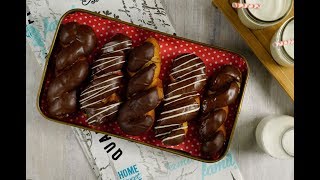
80, 73, 123, 109
127, 63, 156, 97
201, 81, 240, 114
165, 74, 207, 98
162, 129, 186, 146
127, 42, 154, 73
117, 38, 162, 135
209, 65, 242, 92
157, 96, 200, 126
46, 22, 96, 118
169, 53, 206, 83
199, 107, 228, 141
201, 129, 226, 155
155, 54, 206, 146
47, 59, 89, 117
56, 22, 96, 73
118, 87, 162, 135
101, 34, 132, 54
166, 54, 207, 99
48, 60, 89, 103
91, 51, 125, 78
80, 34, 132, 125
199, 65, 242, 157
48, 90, 77, 116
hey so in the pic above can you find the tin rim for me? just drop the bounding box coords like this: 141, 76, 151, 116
36, 8, 250, 163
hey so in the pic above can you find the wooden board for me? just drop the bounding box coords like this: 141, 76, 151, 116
212, 0, 294, 101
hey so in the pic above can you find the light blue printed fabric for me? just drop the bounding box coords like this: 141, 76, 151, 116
74, 128, 243, 180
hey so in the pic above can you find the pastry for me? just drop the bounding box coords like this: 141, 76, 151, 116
199, 65, 241, 156
117, 38, 163, 135
155, 53, 207, 146
47, 22, 97, 118
80, 34, 132, 125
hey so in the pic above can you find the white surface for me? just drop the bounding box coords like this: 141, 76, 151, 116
26, 0, 294, 179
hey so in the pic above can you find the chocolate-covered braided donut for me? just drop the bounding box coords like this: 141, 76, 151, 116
80, 34, 132, 125
117, 38, 163, 135
199, 65, 241, 156
155, 54, 207, 146
47, 22, 97, 118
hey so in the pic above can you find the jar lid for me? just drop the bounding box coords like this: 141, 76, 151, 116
282, 128, 294, 157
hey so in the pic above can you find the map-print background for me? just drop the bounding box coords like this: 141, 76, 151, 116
26, 0, 244, 179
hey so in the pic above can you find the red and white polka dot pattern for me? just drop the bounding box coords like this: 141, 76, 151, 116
40, 11, 248, 161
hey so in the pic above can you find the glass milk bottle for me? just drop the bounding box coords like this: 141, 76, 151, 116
255, 115, 294, 159
270, 17, 294, 67
237, 0, 293, 29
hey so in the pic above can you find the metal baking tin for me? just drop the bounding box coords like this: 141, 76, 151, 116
36, 9, 249, 163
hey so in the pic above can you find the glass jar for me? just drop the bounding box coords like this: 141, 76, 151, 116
237, 0, 293, 29
270, 17, 294, 67
255, 115, 294, 159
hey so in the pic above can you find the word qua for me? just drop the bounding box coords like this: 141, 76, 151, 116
202, 153, 236, 179
117, 165, 142, 180
99, 135, 123, 160
165, 158, 194, 171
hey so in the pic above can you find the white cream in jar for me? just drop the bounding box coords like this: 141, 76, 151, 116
238, 0, 293, 29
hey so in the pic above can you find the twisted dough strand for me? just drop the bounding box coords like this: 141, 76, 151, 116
199, 65, 242, 156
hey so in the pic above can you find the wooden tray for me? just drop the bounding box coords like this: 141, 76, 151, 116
212, 0, 294, 101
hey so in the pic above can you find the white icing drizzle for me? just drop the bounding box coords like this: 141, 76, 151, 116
160, 104, 198, 115
171, 54, 193, 65
157, 107, 200, 122
88, 110, 117, 124
90, 71, 121, 82
91, 61, 125, 76
94, 55, 123, 63
107, 47, 132, 54
80, 86, 120, 105
154, 123, 180, 129
164, 94, 182, 102
166, 79, 207, 97
80, 81, 119, 97
172, 57, 199, 70
164, 93, 199, 107
81, 75, 122, 94
175, 66, 206, 80
86, 102, 121, 122
168, 74, 205, 87
170, 62, 204, 76
92, 57, 123, 69
162, 133, 185, 143
155, 126, 188, 137
101, 40, 132, 50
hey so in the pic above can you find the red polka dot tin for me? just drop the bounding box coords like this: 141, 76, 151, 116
37, 9, 249, 163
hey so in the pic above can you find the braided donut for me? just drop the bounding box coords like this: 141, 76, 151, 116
117, 38, 163, 135
199, 65, 242, 156
155, 54, 207, 146
80, 34, 132, 125
47, 22, 96, 118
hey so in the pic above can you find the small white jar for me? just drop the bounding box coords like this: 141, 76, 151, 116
255, 115, 294, 159
237, 0, 293, 29
270, 17, 294, 67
